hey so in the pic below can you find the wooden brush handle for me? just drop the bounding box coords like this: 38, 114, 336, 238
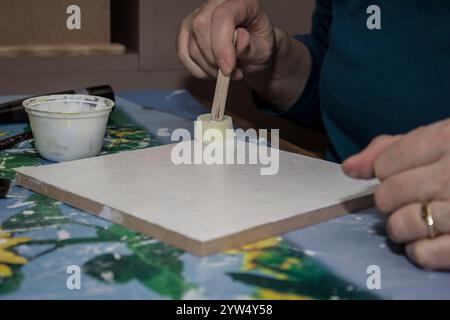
211, 31, 237, 121
211, 70, 231, 121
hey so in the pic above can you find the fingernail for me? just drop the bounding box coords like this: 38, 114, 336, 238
345, 154, 359, 165
219, 58, 232, 76
232, 69, 244, 81
346, 170, 360, 179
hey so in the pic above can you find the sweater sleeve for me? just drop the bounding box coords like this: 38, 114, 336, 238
253, 0, 333, 131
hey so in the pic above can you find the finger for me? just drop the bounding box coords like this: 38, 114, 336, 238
374, 122, 448, 180
191, 3, 216, 65
406, 235, 450, 270
177, 24, 210, 79
235, 27, 251, 58
387, 202, 450, 243
374, 163, 440, 213
342, 135, 401, 179
231, 68, 244, 81
211, 0, 259, 75
189, 38, 217, 78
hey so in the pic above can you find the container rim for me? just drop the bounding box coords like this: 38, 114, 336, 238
22, 94, 115, 116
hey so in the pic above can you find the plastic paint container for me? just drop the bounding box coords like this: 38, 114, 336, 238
23, 94, 114, 162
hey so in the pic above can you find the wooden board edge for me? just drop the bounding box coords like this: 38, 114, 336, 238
16, 170, 374, 256
15, 171, 206, 256
200, 193, 374, 255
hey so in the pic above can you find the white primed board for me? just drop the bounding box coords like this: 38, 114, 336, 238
16, 141, 377, 255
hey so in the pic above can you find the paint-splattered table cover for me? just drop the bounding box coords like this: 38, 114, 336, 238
0, 95, 379, 300
2, 92, 448, 300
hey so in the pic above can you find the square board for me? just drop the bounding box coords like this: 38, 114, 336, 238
16, 141, 377, 256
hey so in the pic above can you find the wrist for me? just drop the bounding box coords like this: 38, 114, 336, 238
245, 27, 312, 111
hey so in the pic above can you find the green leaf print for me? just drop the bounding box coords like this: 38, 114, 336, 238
0, 267, 24, 295
2, 194, 69, 230
83, 224, 192, 299
228, 241, 378, 300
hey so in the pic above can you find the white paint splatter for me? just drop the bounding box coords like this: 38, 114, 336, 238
4, 148, 36, 154
0, 156, 10, 169
99, 206, 123, 223
140, 143, 152, 150
23, 210, 34, 215
100, 271, 115, 283
75, 218, 89, 224
44, 216, 66, 220
156, 128, 171, 137
113, 253, 122, 260
199, 255, 240, 268
303, 249, 316, 256
183, 288, 206, 300
7, 201, 35, 209
57, 230, 71, 240
4, 226, 50, 233
132, 239, 159, 247
165, 90, 187, 100
379, 243, 386, 249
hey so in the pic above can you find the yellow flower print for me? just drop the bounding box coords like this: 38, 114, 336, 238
0, 228, 31, 277
226, 237, 291, 278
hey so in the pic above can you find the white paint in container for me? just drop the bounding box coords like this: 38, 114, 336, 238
194, 114, 235, 143
23, 94, 114, 162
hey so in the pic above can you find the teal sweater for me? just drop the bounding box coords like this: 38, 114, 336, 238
258, 0, 450, 162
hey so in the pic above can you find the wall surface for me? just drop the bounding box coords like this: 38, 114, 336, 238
0, 0, 110, 46
0, 0, 315, 92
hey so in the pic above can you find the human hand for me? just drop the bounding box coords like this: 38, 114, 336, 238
343, 120, 450, 270
176, 0, 276, 80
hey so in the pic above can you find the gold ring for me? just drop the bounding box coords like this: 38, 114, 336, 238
422, 203, 438, 239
